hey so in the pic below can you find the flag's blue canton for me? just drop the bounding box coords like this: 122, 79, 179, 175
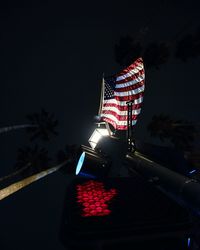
104, 77, 115, 100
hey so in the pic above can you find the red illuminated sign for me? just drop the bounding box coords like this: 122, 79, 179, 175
76, 180, 117, 217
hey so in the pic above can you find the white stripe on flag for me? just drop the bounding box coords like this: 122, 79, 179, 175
115, 74, 145, 88
116, 65, 143, 81
114, 85, 145, 96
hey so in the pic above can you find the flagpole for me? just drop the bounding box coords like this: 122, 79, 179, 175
126, 100, 136, 152
98, 74, 105, 116
97, 74, 112, 135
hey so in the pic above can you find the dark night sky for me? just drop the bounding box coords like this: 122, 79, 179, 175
0, 1, 200, 249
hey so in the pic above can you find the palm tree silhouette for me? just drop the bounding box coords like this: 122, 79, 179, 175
114, 26, 200, 70
0, 109, 58, 190
147, 114, 197, 150
0, 109, 58, 141
114, 35, 143, 67
175, 26, 200, 62
0, 145, 51, 189
114, 35, 170, 69
0, 144, 78, 200
26, 109, 58, 141
14, 145, 51, 175
143, 42, 170, 69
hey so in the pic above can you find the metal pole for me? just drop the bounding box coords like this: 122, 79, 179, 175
98, 75, 105, 116
126, 101, 135, 152
126, 151, 200, 216
0, 159, 71, 201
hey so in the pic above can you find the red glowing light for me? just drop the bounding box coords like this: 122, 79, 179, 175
76, 180, 117, 217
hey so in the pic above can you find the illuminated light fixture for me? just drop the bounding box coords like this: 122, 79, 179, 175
88, 122, 112, 149
74, 145, 111, 178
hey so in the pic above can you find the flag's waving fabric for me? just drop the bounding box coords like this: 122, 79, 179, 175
100, 58, 145, 130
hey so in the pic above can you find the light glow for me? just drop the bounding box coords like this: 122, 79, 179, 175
76, 180, 117, 217
188, 238, 191, 248
75, 152, 86, 175
189, 169, 196, 174
88, 128, 110, 149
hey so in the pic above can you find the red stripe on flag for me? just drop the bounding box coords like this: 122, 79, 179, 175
114, 92, 144, 102
101, 111, 138, 121
102, 103, 142, 111
102, 117, 137, 130
116, 58, 143, 76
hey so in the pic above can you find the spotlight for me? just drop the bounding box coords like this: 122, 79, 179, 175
75, 145, 111, 178
88, 122, 112, 149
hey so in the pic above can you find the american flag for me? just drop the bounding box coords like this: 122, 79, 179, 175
100, 58, 145, 130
